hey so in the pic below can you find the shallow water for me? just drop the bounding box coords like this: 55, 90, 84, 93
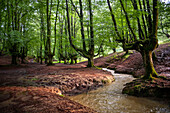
68, 68, 170, 113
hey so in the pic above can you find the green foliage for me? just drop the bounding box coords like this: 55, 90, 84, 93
59, 94, 64, 97
159, 38, 170, 44
31, 78, 39, 81
158, 2, 170, 39
95, 66, 102, 70
122, 54, 130, 61
134, 84, 141, 90
113, 54, 119, 60
9, 30, 24, 43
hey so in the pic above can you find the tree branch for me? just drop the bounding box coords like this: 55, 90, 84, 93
119, 0, 137, 40
88, 0, 94, 53
94, 40, 104, 57
131, 0, 144, 39
107, 0, 121, 39
138, 0, 147, 39
53, 0, 60, 55
152, 0, 158, 40
146, 0, 152, 37
70, 0, 80, 17
66, 0, 88, 57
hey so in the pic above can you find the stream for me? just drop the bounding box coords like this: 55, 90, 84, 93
68, 68, 170, 113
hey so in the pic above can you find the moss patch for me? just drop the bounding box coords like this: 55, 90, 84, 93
122, 78, 170, 98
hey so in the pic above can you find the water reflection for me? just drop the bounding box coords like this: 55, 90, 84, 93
69, 68, 170, 113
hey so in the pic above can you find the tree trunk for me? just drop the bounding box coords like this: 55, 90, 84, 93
12, 55, 17, 65
74, 58, 77, 64
87, 56, 94, 67
21, 57, 25, 64
40, 29, 43, 64
45, 57, 48, 64
46, 0, 53, 66
125, 50, 129, 55
64, 59, 67, 64
40, 57, 43, 64
79, 0, 86, 52
141, 50, 158, 79
70, 58, 74, 64
37, 55, 40, 63
21, 47, 25, 64
113, 48, 116, 53
47, 54, 53, 65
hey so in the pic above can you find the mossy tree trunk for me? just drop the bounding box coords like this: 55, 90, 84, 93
141, 50, 158, 79
87, 56, 94, 67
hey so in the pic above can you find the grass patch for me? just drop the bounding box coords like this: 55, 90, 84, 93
53, 61, 65, 63
95, 66, 102, 70
113, 54, 119, 59
123, 54, 130, 59
159, 38, 170, 44
59, 94, 64, 97
31, 78, 39, 81
53, 59, 88, 64
122, 54, 130, 61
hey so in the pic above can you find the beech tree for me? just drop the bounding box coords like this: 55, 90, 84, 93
46, 0, 60, 65
107, 0, 159, 79
66, 0, 102, 67
58, 14, 70, 64
4, 0, 37, 65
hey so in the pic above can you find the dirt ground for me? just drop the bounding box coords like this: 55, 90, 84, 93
0, 63, 114, 95
0, 43, 169, 112
0, 86, 96, 113
0, 58, 114, 112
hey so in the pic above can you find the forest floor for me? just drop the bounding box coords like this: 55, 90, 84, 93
0, 42, 169, 112
0, 57, 114, 112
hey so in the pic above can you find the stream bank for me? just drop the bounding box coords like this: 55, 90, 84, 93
122, 77, 170, 98
69, 69, 170, 113
85, 43, 170, 99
